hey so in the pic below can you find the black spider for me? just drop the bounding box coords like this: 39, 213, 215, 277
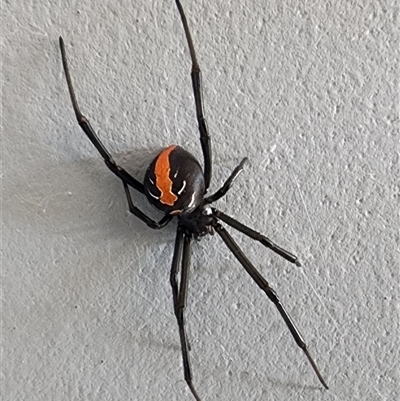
59, 1, 328, 399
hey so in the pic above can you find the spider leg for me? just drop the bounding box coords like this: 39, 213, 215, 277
176, 0, 212, 191
60, 37, 167, 228
59, 37, 144, 194
215, 223, 329, 389
170, 228, 202, 401
170, 227, 184, 316
205, 158, 248, 203
213, 209, 301, 266
123, 183, 172, 229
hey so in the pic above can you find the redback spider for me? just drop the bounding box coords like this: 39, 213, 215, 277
59, 0, 328, 399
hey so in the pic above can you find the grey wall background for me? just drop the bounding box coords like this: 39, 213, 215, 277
3, 0, 399, 400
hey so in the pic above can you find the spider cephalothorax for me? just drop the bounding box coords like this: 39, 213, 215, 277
59, 1, 328, 400
178, 204, 215, 238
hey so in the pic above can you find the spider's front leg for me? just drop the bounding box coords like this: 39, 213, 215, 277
214, 222, 329, 389
170, 227, 202, 401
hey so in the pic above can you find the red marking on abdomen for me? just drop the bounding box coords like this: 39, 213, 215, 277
155, 145, 178, 206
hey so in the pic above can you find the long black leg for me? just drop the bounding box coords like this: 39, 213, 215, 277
123, 183, 172, 229
59, 37, 144, 194
175, 0, 212, 191
213, 209, 301, 266
215, 223, 329, 389
170, 227, 184, 317
170, 230, 201, 401
205, 158, 248, 204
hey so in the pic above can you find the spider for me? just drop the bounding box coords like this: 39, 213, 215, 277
59, 1, 328, 399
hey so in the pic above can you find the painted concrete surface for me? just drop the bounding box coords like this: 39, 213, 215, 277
3, 1, 398, 400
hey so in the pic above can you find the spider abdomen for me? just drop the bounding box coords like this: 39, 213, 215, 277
144, 145, 205, 215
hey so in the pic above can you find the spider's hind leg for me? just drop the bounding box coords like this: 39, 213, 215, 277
123, 183, 172, 229
60, 37, 173, 229
59, 37, 144, 193
176, 0, 212, 191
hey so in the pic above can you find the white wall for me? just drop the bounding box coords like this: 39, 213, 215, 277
3, 1, 398, 400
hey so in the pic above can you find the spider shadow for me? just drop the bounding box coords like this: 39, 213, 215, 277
8, 146, 177, 246
228, 365, 327, 398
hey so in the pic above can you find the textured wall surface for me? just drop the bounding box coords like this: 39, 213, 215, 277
3, 1, 399, 400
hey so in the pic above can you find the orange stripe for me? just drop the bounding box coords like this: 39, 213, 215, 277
154, 145, 178, 206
